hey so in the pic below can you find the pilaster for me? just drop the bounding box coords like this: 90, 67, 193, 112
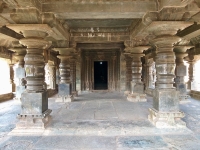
148, 35, 185, 128
17, 29, 52, 129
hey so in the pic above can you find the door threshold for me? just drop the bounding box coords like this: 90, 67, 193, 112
92, 90, 109, 92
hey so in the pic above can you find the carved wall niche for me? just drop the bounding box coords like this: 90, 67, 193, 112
81, 49, 120, 91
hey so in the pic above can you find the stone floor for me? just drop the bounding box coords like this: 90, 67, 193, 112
0, 91, 200, 149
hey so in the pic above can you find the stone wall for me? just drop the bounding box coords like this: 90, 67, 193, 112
0, 93, 13, 102
190, 90, 200, 100
47, 89, 58, 98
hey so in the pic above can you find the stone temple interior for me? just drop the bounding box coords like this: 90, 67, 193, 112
1, 0, 200, 149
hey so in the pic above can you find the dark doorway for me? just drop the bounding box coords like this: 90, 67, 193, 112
94, 61, 108, 90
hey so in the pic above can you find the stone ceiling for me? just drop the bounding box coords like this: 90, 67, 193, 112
65, 19, 135, 28
0, 0, 200, 51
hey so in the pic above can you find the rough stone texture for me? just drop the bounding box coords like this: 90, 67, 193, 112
57, 83, 73, 102
127, 93, 146, 102
47, 89, 57, 98
148, 34, 185, 127
131, 82, 144, 94
190, 90, 200, 100
153, 89, 179, 112
0, 93, 13, 102
58, 83, 71, 97
21, 91, 48, 115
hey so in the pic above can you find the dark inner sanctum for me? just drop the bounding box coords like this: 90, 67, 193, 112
94, 61, 108, 90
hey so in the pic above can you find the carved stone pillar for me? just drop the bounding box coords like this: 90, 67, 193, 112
124, 54, 132, 95
185, 53, 199, 91
56, 68, 60, 85
17, 29, 52, 129
10, 47, 26, 100
188, 61, 195, 90
70, 56, 78, 96
174, 46, 192, 101
120, 50, 126, 92
148, 35, 185, 128
53, 48, 73, 102
125, 46, 149, 102
49, 64, 56, 89
9, 64, 15, 93
76, 53, 81, 93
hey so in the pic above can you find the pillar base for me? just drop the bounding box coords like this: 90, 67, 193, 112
131, 82, 144, 94
124, 91, 130, 96
72, 91, 78, 97
16, 109, 52, 129
179, 94, 190, 103
56, 95, 74, 102
127, 93, 146, 102
148, 108, 185, 128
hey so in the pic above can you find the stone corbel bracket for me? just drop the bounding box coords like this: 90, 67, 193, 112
7, 24, 67, 43
9, 8, 69, 41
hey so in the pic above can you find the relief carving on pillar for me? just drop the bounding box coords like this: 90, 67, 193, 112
156, 64, 175, 75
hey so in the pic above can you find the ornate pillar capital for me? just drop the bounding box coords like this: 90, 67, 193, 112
10, 47, 26, 67
19, 30, 50, 92
125, 46, 150, 54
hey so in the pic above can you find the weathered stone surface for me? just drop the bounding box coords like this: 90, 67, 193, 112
58, 83, 71, 96
131, 82, 144, 94
127, 93, 146, 102
0, 93, 13, 102
148, 108, 185, 128
16, 109, 52, 129
153, 89, 179, 112
117, 136, 167, 149
176, 64, 187, 76
21, 91, 48, 115
1, 92, 200, 149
